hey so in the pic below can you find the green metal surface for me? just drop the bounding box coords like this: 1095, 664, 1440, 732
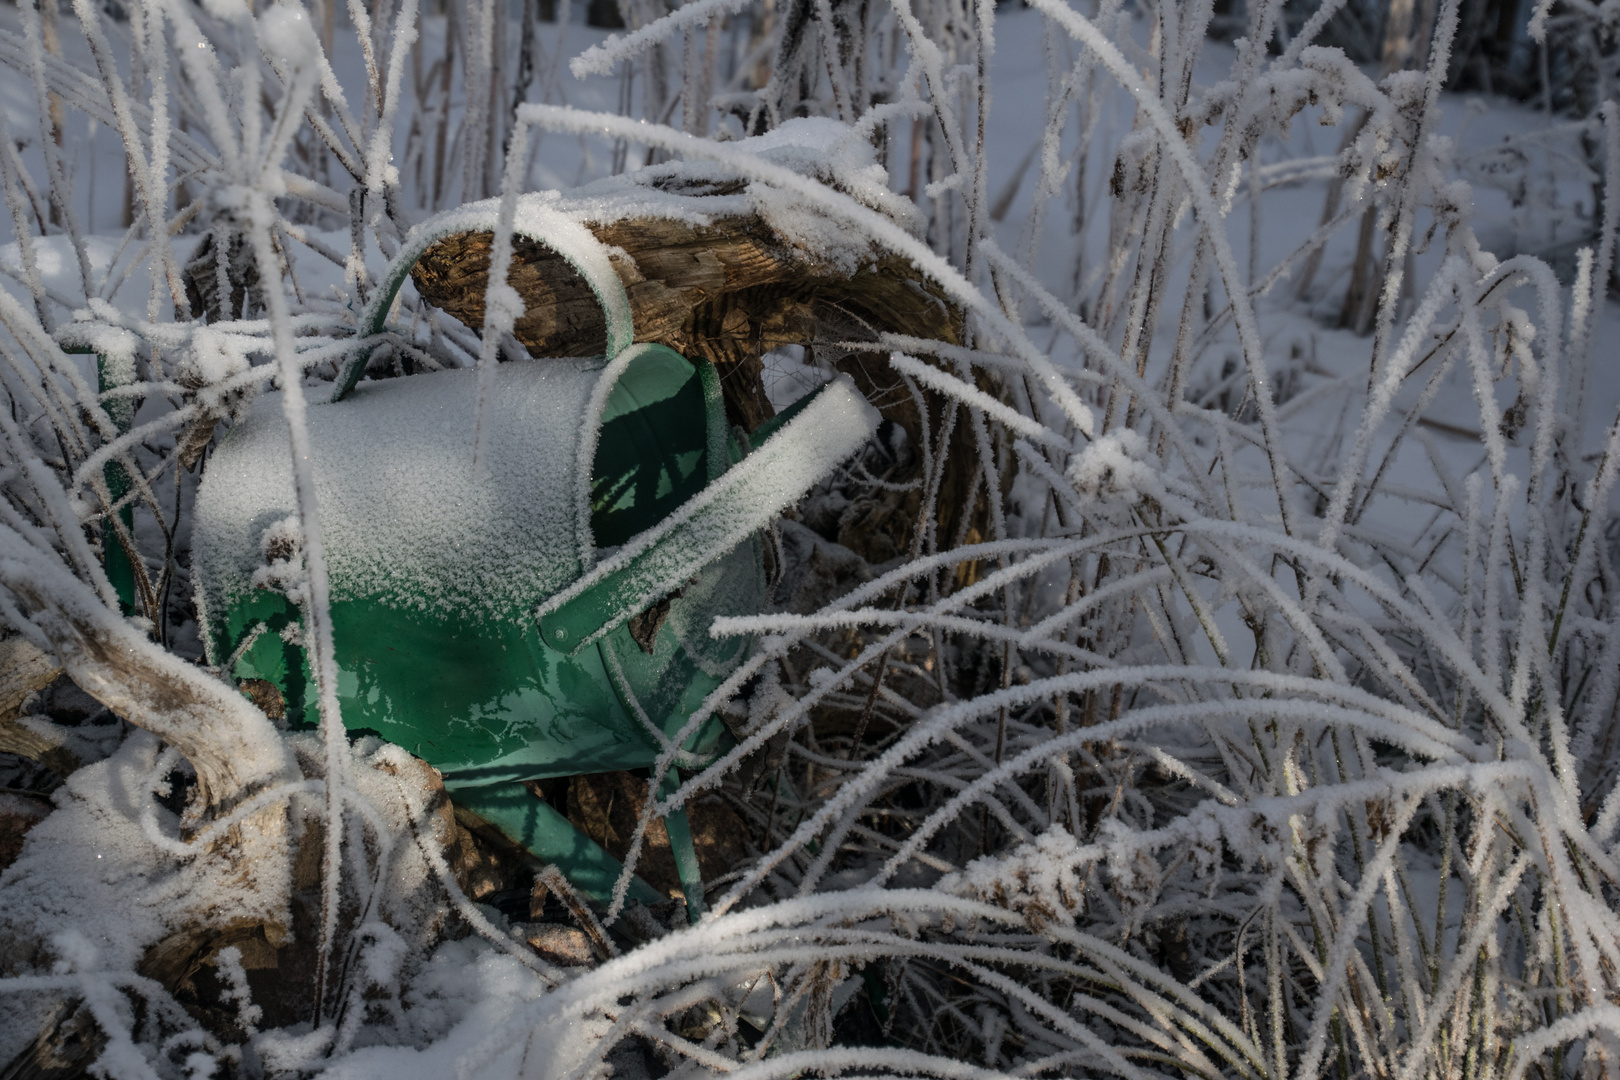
591, 342, 726, 544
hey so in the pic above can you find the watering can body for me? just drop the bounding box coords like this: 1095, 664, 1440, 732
192, 198, 880, 912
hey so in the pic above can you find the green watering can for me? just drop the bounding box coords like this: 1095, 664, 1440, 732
191, 198, 879, 917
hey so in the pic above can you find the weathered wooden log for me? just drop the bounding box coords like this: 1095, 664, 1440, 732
0, 638, 60, 723
0, 563, 298, 880
0, 639, 78, 784
0, 744, 510, 1077
411, 215, 960, 428
0, 565, 298, 1077
409, 213, 988, 564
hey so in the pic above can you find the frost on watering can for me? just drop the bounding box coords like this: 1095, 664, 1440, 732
192, 199, 880, 916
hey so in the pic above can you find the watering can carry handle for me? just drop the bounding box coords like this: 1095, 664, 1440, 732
537, 374, 882, 655
332, 199, 634, 402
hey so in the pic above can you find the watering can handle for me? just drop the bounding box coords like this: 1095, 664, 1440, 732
536, 374, 881, 654
331, 199, 634, 402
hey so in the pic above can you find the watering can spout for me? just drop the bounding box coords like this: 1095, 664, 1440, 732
538, 373, 879, 654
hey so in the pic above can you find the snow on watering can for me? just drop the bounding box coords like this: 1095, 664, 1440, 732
192, 199, 879, 915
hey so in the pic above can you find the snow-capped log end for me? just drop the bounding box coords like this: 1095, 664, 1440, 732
407, 212, 963, 433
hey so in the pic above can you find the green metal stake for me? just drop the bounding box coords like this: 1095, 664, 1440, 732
96, 353, 137, 616
661, 768, 706, 924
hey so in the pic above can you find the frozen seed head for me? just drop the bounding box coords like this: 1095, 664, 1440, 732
258, 3, 320, 66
